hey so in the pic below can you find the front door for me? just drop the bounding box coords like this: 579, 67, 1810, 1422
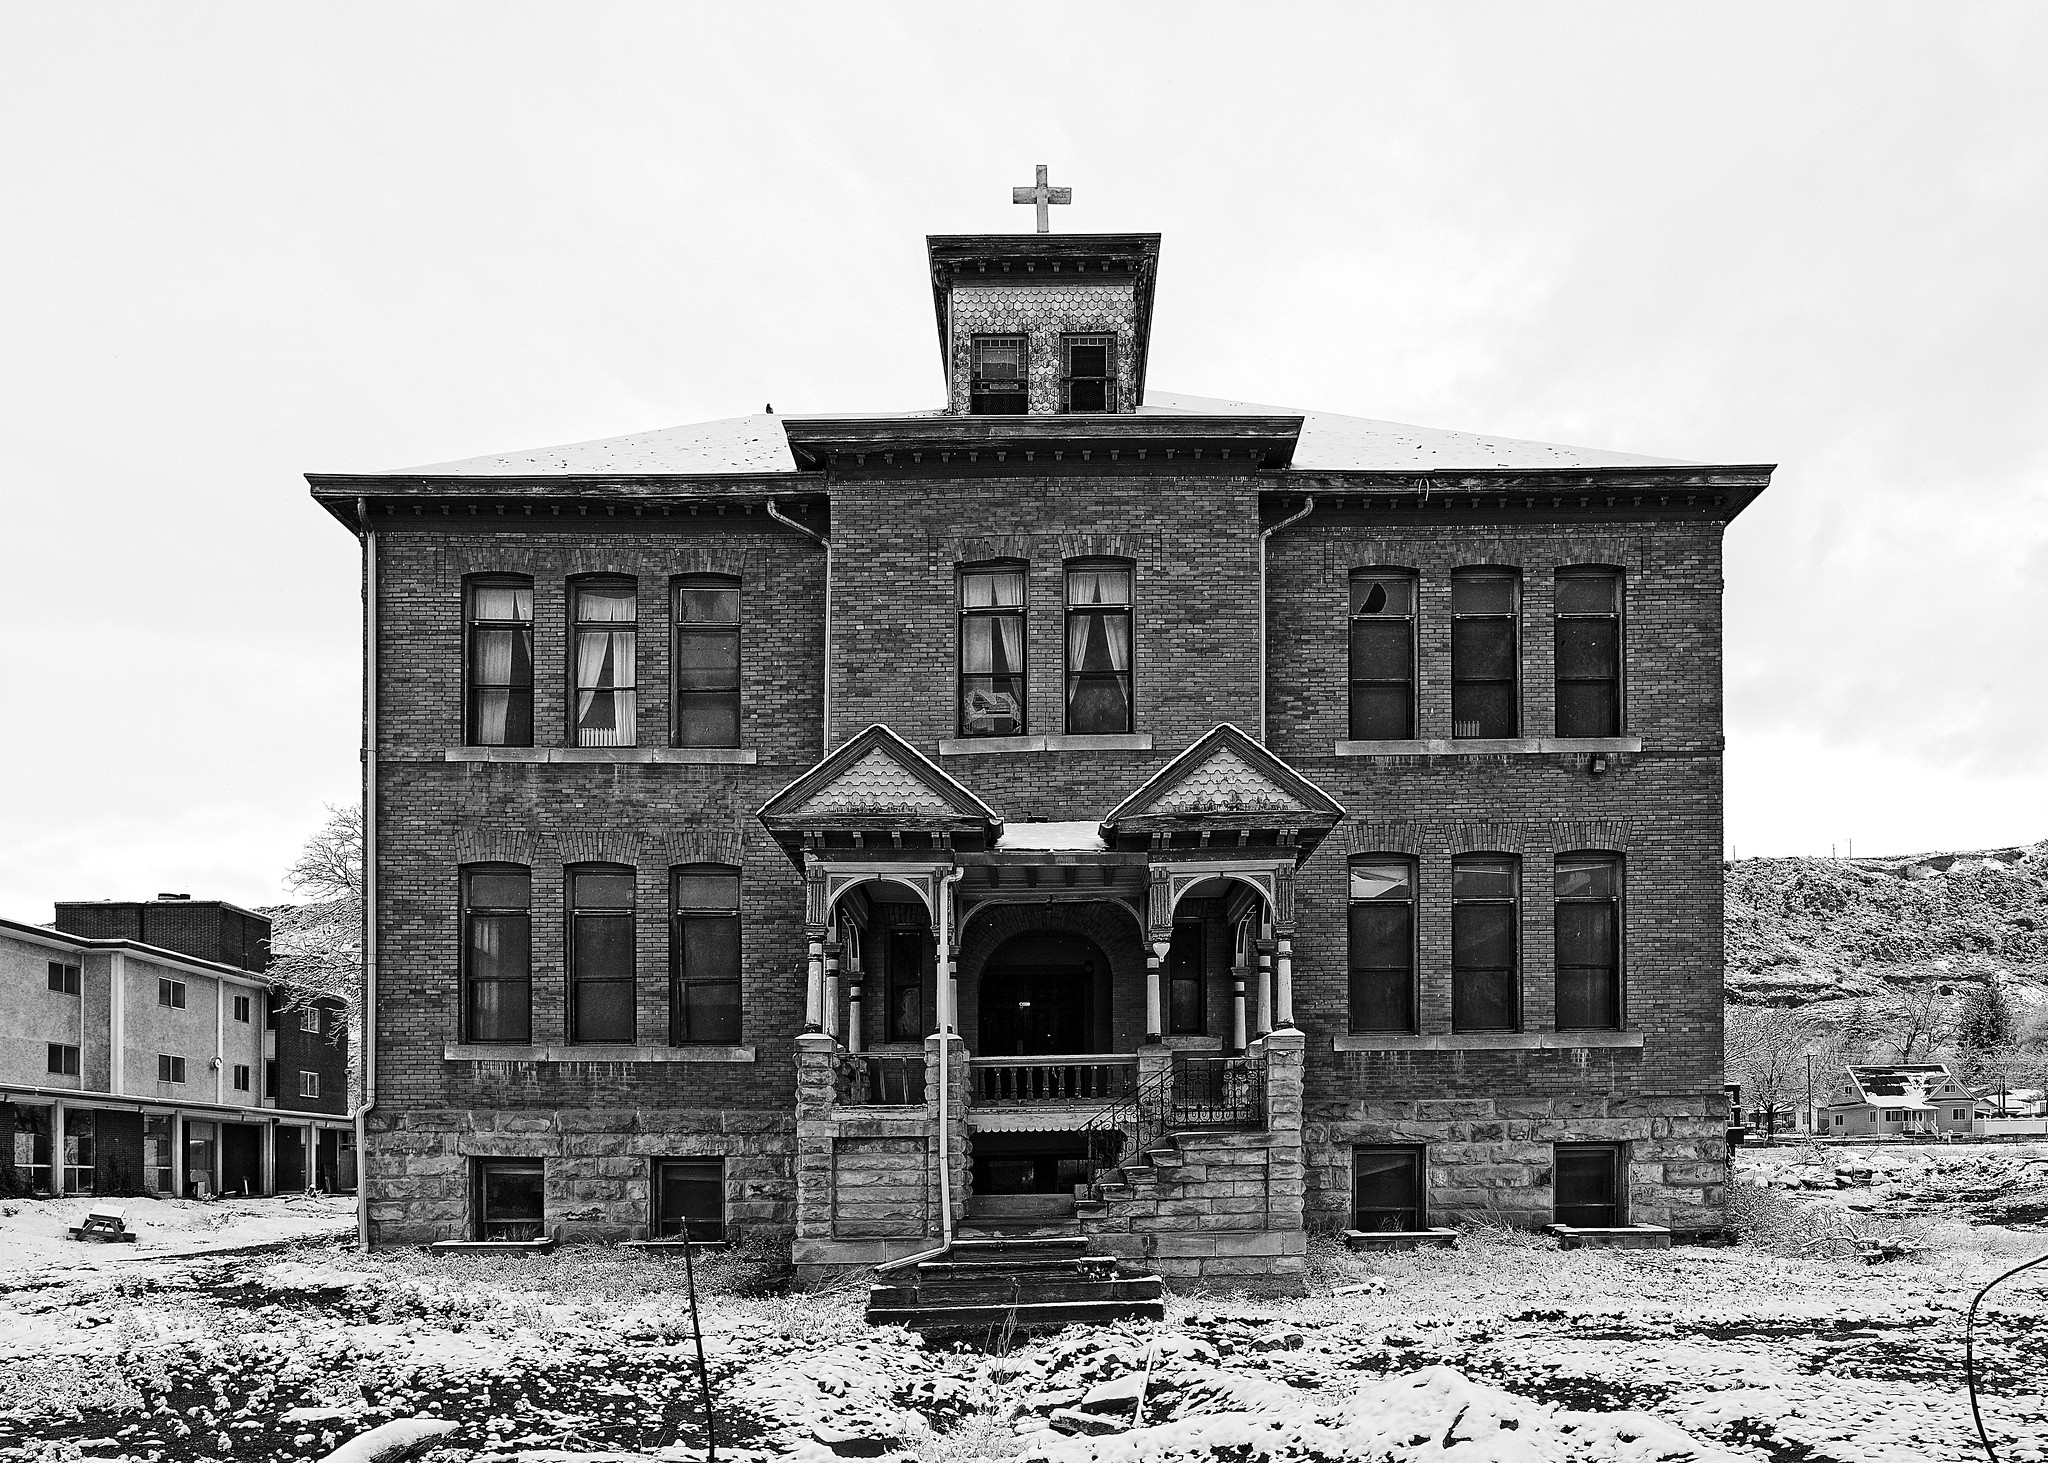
980, 964, 1090, 1055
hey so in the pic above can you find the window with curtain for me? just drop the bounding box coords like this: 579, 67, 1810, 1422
1353, 1146, 1426, 1232
1555, 853, 1623, 1030
466, 577, 534, 747
1348, 857, 1416, 1033
1452, 855, 1519, 1031
1061, 333, 1117, 413
671, 865, 740, 1044
970, 334, 1029, 415
570, 865, 636, 1043
1555, 568, 1623, 737
1348, 571, 1416, 740
1168, 919, 1204, 1035
1450, 570, 1519, 738
673, 576, 740, 748
1065, 562, 1133, 734
463, 865, 531, 1044
959, 565, 1026, 736
572, 579, 637, 747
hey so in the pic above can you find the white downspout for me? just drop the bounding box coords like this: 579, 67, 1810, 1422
766, 499, 832, 751
1257, 496, 1315, 743
355, 496, 378, 1252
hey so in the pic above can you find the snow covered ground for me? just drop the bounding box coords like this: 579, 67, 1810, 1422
0, 1146, 2043, 1463
0, 1193, 354, 1280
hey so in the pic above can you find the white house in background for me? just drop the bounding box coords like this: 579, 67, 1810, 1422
1817, 1064, 1978, 1138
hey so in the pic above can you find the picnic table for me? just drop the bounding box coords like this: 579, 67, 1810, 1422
66, 1207, 137, 1244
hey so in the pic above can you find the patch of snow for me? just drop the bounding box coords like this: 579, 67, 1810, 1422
995, 820, 1106, 852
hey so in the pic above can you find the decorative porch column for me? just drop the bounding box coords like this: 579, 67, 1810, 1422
1230, 964, 1248, 1056
1255, 939, 1274, 1038
823, 939, 842, 1046
847, 978, 865, 1054
1145, 938, 1169, 1043
803, 925, 826, 1034
1275, 931, 1296, 1029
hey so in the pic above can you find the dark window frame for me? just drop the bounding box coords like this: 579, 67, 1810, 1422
1555, 851, 1624, 1031
299, 1071, 319, 1098
462, 863, 533, 1045
1347, 570, 1418, 740
158, 978, 186, 1009
48, 1043, 80, 1076
1450, 568, 1520, 739
1554, 566, 1624, 738
474, 1157, 546, 1242
232, 994, 251, 1022
1347, 855, 1418, 1034
886, 926, 927, 1042
47, 961, 81, 996
958, 561, 1028, 738
568, 575, 640, 748
1168, 918, 1205, 1036
1553, 1142, 1625, 1227
232, 1063, 251, 1092
1451, 853, 1520, 1033
652, 1156, 727, 1241
568, 862, 637, 1044
464, 574, 536, 748
1059, 331, 1118, 414
1064, 558, 1135, 735
670, 864, 741, 1045
1353, 1145, 1427, 1232
157, 1054, 187, 1084
672, 574, 741, 749
969, 333, 1030, 415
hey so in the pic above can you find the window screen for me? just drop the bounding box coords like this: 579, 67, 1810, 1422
1555, 569, 1622, 738
1349, 572, 1416, 740
671, 866, 740, 1044
467, 578, 534, 747
1065, 563, 1133, 734
1348, 858, 1416, 1033
570, 866, 636, 1043
1353, 1146, 1425, 1232
1451, 570, 1518, 738
1452, 856, 1518, 1031
1555, 854, 1622, 1029
674, 576, 740, 748
959, 566, 1026, 736
654, 1158, 726, 1240
572, 580, 638, 747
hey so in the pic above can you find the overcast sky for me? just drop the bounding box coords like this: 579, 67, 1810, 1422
1, 2, 2042, 919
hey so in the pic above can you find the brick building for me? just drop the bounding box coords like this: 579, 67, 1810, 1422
3, 897, 352, 1198
312, 224, 1768, 1283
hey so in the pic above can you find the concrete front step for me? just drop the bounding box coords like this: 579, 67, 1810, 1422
946, 1236, 1090, 1260
866, 1295, 1168, 1332
917, 1256, 1115, 1280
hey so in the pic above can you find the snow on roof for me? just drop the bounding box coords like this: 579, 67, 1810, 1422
993, 820, 1106, 853
1141, 392, 1696, 471
379, 395, 1693, 477
1845, 1065, 1965, 1108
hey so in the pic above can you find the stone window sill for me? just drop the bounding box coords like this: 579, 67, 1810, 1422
937, 732, 1154, 757
1332, 1030, 1644, 1052
444, 747, 758, 765
444, 1042, 756, 1063
1332, 737, 1643, 757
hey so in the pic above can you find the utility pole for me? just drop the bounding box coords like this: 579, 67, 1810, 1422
1806, 1053, 1814, 1135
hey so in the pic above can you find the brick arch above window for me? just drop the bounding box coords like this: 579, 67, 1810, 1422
1058, 533, 1152, 564
671, 547, 750, 578
454, 826, 538, 867
1444, 821, 1528, 856
1337, 821, 1426, 857
440, 547, 545, 578
1549, 818, 1633, 853
659, 826, 745, 869
552, 828, 644, 866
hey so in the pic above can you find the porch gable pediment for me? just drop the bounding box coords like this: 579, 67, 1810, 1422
1102, 725, 1345, 853
757, 724, 1002, 861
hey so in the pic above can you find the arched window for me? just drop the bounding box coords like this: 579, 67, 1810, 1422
1065, 561, 1133, 734
1555, 852, 1623, 1029
1555, 568, 1623, 737
462, 864, 531, 1044
1451, 569, 1519, 738
465, 577, 533, 747
959, 563, 1026, 736
673, 575, 740, 748
1451, 854, 1519, 1031
671, 865, 740, 1044
568, 864, 636, 1043
570, 577, 637, 747
1348, 857, 1416, 1033
1348, 570, 1416, 740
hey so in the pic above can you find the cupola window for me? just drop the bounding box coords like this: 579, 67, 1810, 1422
970, 335, 1029, 415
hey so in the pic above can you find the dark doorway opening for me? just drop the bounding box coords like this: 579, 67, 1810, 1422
1554, 1143, 1624, 1227
977, 930, 1111, 1056
222, 1124, 262, 1196
971, 1132, 1092, 1196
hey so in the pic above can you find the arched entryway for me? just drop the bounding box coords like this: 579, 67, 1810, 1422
976, 929, 1113, 1056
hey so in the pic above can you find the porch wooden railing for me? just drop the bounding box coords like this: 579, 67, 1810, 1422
834, 1053, 927, 1106
969, 1055, 1139, 1104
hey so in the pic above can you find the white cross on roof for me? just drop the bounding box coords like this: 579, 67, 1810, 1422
1011, 164, 1071, 233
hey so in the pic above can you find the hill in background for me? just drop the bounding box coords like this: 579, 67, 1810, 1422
1726, 841, 2048, 1006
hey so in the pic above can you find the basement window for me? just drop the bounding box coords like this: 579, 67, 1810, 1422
653, 1158, 726, 1241
1553, 1143, 1623, 1227
475, 1159, 546, 1242
1353, 1146, 1425, 1232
